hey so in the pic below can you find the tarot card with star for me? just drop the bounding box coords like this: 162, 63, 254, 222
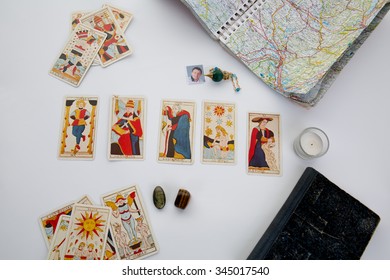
49, 23, 106, 87
80, 7, 132, 67
58, 96, 98, 159
47, 215, 71, 260
202, 101, 236, 164
247, 112, 281, 176
109, 96, 145, 160
158, 100, 196, 164
62, 204, 111, 260
101, 185, 158, 260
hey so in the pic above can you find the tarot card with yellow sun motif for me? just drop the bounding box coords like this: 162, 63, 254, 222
101, 185, 159, 260
58, 96, 99, 159
202, 101, 236, 164
62, 204, 111, 260
38, 194, 96, 250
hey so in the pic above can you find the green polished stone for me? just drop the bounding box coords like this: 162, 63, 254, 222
211, 67, 224, 82
153, 186, 166, 209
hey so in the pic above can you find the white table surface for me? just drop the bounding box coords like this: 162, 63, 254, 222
0, 0, 389, 260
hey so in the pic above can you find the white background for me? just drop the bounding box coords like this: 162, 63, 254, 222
0, 0, 389, 260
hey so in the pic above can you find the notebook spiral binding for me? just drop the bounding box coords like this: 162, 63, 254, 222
217, 0, 266, 44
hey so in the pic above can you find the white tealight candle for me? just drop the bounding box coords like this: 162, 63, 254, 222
300, 132, 323, 156
294, 127, 329, 159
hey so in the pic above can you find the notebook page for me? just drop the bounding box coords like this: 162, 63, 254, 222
222, 0, 387, 96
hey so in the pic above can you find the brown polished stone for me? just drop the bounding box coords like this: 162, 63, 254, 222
174, 189, 191, 209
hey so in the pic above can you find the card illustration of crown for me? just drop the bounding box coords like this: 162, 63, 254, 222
76, 30, 89, 39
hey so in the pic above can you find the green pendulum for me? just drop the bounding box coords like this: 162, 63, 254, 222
205, 67, 241, 93
208, 67, 224, 82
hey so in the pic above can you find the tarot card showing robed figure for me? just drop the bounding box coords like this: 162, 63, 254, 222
58, 97, 98, 159
49, 23, 106, 87
247, 113, 281, 175
202, 101, 236, 164
109, 96, 145, 160
80, 7, 132, 67
47, 215, 70, 260
101, 185, 158, 260
158, 100, 196, 164
63, 204, 111, 260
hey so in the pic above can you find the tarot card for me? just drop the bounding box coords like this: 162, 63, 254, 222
75, 194, 119, 260
47, 215, 71, 260
71, 11, 87, 30
109, 96, 145, 160
71, 7, 132, 67
247, 113, 281, 175
103, 229, 119, 260
39, 200, 74, 249
202, 101, 236, 164
80, 7, 132, 67
101, 185, 158, 260
49, 23, 106, 87
62, 204, 111, 260
58, 96, 98, 159
72, 8, 132, 66
158, 100, 196, 164
38, 194, 96, 248
77, 194, 94, 205
103, 4, 133, 31
71, 12, 100, 66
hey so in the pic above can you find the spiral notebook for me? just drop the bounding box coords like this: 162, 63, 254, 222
180, 0, 390, 107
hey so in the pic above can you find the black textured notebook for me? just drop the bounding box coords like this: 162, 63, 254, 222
247, 167, 380, 260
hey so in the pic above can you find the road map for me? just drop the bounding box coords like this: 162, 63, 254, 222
181, 0, 389, 105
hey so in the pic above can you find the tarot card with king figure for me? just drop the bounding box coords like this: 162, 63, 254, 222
80, 7, 132, 67
109, 96, 145, 160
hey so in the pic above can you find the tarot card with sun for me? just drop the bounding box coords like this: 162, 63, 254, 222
62, 204, 111, 260
202, 101, 236, 164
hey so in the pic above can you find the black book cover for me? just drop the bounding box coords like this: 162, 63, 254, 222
247, 167, 380, 260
